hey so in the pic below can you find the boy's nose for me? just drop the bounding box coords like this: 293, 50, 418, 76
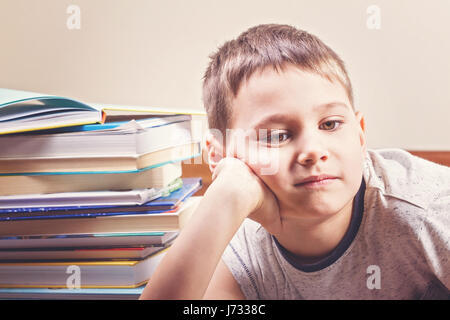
297, 151, 329, 166
295, 137, 329, 166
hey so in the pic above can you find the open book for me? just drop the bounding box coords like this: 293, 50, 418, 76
0, 88, 205, 134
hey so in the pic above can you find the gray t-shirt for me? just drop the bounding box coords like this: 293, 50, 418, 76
222, 148, 450, 299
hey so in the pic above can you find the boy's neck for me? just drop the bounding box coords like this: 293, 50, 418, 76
274, 198, 355, 263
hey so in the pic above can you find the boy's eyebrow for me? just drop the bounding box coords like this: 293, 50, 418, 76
252, 114, 295, 129
252, 101, 350, 128
314, 101, 350, 111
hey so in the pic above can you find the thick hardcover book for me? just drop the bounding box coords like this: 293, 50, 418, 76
0, 242, 173, 261
0, 196, 202, 236
0, 141, 201, 175
0, 247, 169, 288
0, 162, 182, 196
0, 114, 199, 159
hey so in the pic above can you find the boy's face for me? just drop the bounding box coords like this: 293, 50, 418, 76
228, 64, 366, 220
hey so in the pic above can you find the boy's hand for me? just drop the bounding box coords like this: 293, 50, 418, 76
211, 156, 283, 235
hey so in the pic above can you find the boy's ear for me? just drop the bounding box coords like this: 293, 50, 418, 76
205, 131, 225, 173
355, 111, 367, 152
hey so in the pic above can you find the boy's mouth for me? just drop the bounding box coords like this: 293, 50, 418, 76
294, 174, 338, 187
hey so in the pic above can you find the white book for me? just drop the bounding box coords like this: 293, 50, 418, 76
0, 231, 179, 249
0, 115, 198, 158
0, 286, 144, 300
0, 161, 182, 196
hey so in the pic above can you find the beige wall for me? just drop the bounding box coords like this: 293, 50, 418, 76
0, 0, 449, 150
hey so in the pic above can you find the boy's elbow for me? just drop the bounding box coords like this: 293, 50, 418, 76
202, 260, 246, 300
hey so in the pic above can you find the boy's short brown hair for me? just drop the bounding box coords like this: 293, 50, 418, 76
202, 24, 354, 135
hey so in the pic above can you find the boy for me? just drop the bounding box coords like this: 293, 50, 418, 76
140, 24, 450, 299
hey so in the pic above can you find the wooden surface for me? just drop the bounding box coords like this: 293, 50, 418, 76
182, 150, 450, 196
408, 150, 450, 167
181, 153, 211, 196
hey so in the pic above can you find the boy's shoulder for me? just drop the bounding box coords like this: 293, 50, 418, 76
364, 149, 450, 292
364, 148, 450, 211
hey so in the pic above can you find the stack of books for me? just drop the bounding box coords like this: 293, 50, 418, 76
0, 89, 204, 299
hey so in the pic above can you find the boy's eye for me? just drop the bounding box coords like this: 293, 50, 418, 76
319, 120, 343, 131
258, 130, 290, 146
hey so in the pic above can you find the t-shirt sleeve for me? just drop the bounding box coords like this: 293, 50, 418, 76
221, 219, 262, 300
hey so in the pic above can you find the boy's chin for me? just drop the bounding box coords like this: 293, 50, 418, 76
279, 196, 352, 219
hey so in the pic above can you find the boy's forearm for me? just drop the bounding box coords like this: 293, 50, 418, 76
139, 181, 249, 300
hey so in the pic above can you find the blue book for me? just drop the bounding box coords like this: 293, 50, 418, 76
1, 196, 202, 238
0, 177, 202, 221
18, 113, 191, 134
